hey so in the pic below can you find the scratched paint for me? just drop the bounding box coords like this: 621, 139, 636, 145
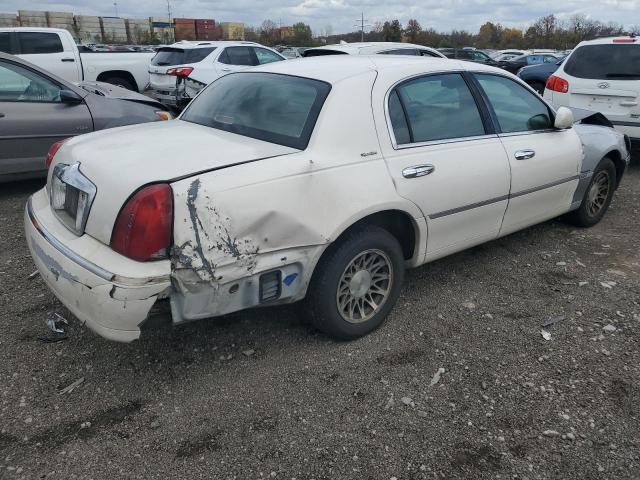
172, 179, 260, 283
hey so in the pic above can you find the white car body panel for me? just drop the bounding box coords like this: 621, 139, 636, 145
25, 55, 629, 342
303, 42, 445, 58
0, 28, 154, 92
544, 37, 640, 139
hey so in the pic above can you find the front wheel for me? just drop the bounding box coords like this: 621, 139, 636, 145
306, 226, 405, 340
565, 157, 617, 227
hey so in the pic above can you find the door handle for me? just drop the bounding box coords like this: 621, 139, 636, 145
620, 101, 638, 107
402, 164, 435, 178
61, 58, 75, 62
221, 67, 231, 72
0, 113, 4, 118
514, 150, 536, 160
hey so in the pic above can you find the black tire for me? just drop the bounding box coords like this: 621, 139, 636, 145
565, 157, 617, 227
306, 225, 405, 340
529, 81, 545, 95
102, 76, 136, 91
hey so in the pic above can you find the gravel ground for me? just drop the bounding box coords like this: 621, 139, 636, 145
1, 163, 639, 480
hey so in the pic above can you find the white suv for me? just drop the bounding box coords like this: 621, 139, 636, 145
302, 42, 445, 58
544, 36, 640, 145
148, 41, 285, 109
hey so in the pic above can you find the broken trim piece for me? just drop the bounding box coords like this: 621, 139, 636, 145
27, 197, 170, 287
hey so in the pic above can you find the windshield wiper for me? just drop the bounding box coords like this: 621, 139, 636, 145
606, 73, 639, 78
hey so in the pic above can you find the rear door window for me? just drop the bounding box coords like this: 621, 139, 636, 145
379, 48, 419, 56
253, 47, 283, 65
17, 32, 63, 54
564, 44, 640, 80
0, 32, 12, 54
475, 74, 552, 133
219, 46, 256, 66
388, 73, 486, 144
151, 47, 216, 66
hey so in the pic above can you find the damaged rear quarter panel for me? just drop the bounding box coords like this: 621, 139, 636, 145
169, 70, 424, 322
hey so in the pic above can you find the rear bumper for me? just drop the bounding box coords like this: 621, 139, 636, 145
25, 190, 171, 342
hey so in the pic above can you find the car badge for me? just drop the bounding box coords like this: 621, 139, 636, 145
597, 82, 610, 89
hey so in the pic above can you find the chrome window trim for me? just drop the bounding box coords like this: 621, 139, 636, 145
27, 196, 170, 286
394, 134, 500, 150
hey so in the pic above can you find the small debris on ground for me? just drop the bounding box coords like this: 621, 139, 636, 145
429, 367, 445, 387
59, 377, 85, 395
600, 281, 617, 289
401, 396, 415, 407
27, 270, 39, 280
45, 312, 68, 334
603, 324, 617, 333
542, 315, 565, 327
541, 330, 552, 341
242, 349, 255, 357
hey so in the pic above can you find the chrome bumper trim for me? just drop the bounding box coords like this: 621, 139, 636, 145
27, 196, 170, 287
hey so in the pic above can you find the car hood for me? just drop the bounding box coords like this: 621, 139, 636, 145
55, 120, 299, 244
77, 81, 165, 109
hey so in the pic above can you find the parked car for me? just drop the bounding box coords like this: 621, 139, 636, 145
497, 53, 559, 74
277, 46, 307, 59
0, 52, 171, 181
26, 55, 629, 342
544, 36, 640, 147
517, 56, 566, 93
148, 40, 285, 109
438, 48, 498, 65
491, 49, 530, 60
0, 28, 155, 91
303, 42, 445, 58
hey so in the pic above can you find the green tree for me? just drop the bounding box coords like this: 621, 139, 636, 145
291, 22, 312, 46
382, 20, 402, 42
404, 18, 422, 43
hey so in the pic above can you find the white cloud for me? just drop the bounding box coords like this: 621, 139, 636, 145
2, 0, 639, 34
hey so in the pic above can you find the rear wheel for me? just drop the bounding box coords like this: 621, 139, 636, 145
306, 226, 404, 340
565, 157, 617, 227
101, 75, 136, 91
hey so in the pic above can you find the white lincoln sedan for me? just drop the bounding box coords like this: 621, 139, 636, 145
26, 56, 630, 342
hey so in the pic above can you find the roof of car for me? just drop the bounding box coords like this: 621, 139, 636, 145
164, 40, 260, 49
576, 36, 639, 46
247, 54, 498, 84
305, 42, 440, 55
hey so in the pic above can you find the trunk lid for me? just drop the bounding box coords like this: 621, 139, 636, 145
55, 120, 298, 244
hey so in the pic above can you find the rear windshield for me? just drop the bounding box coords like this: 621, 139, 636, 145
151, 47, 216, 66
181, 72, 331, 150
565, 44, 640, 80
303, 49, 348, 57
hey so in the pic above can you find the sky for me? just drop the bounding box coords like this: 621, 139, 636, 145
1, 0, 639, 35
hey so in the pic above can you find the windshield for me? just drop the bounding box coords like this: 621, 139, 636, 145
151, 47, 216, 66
565, 44, 640, 80
181, 72, 331, 150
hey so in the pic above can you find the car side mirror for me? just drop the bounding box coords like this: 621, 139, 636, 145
60, 89, 83, 104
554, 107, 574, 129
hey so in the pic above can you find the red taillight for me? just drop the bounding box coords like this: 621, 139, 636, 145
546, 75, 569, 93
166, 66, 193, 78
613, 38, 636, 43
111, 184, 173, 262
45, 138, 70, 169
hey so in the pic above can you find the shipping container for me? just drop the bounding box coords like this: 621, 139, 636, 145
220, 22, 244, 41
125, 18, 151, 44
0, 13, 19, 27
18, 10, 48, 27
174, 18, 196, 41
100, 17, 127, 43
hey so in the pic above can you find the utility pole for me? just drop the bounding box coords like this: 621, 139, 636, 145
113, 1, 118, 17
166, 0, 172, 23
353, 12, 371, 42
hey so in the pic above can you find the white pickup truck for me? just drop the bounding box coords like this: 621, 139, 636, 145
0, 27, 154, 92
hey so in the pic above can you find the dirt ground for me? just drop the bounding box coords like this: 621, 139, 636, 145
1, 163, 638, 480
